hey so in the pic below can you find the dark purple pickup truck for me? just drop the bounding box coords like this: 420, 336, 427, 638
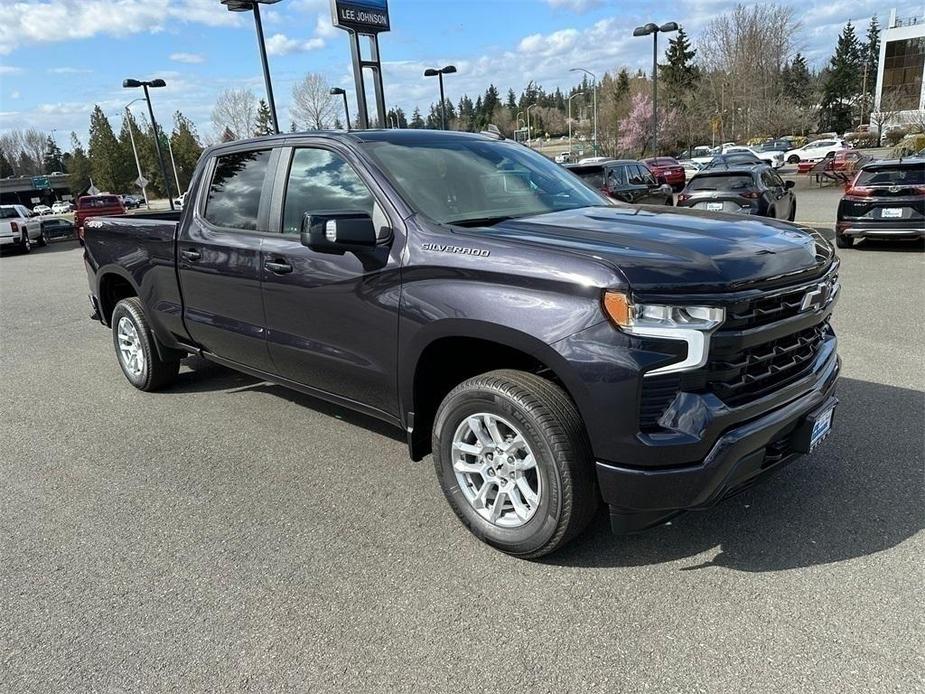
84, 129, 840, 558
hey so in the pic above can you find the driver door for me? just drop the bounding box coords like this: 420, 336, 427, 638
260, 145, 404, 416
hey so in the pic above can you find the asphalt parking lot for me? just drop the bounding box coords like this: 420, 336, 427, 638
1, 229, 923, 692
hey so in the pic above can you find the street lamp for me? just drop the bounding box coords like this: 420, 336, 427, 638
122, 98, 149, 208
568, 92, 584, 159
423, 65, 457, 130
570, 68, 597, 153
221, 0, 281, 135
330, 87, 350, 130
526, 104, 538, 146
632, 21, 678, 156
123, 78, 174, 210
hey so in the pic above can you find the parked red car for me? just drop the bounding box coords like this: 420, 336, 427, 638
642, 157, 686, 191
75, 195, 125, 242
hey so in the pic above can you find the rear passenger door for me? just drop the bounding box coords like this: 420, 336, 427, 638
177, 147, 277, 371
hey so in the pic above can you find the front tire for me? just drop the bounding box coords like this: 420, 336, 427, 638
787, 155, 800, 164
111, 297, 180, 391
432, 369, 598, 559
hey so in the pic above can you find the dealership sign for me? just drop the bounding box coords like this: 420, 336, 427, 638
330, 0, 389, 33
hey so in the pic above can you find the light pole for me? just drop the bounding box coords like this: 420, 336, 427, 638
423, 65, 457, 130
165, 131, 182, 195
632, 21, 678, 157
330, 87, 350, 130
222, 0, 281, 134
122, 99, 149, 208
568, 92, 584, 159
526, 104, 538, 146
570, 67, 597, 153
123, 78, 174, 210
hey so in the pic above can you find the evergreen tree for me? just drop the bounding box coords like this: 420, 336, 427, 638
410, 107, 425, 129
783, 53, 812, 108
290, 121, 298, 133
660, 26, 699, 108
254, 99, 274, 136
222, 127, 237, 142
170, 111, 203, 193
42, 135, 64, 172
861, 16, 880, 117
457, 95, 475, 131
506, 88, 518, 114
88, 105, 131, 193
615, 69, 631, 101
0, 151, 13, 178
67, 133, 92, 196
818, 22, 863, 133
480, 84, 500, 128
333, 116, 344, 130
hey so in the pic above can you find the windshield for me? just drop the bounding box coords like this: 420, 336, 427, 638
361, 138, 607, 225
856, 166, 925, 186
689, 174, 754, 191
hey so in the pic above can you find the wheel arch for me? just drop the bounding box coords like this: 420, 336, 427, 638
401, 320, 593, 461
96, 266, 140, 327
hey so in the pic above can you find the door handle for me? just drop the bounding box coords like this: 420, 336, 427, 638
265, 260, 293, 274
180, 249, 201, 262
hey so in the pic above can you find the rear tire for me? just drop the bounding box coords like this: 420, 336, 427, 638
432, 369, 598, 559
37, 230, 48, 247
111, 297, 180, 391
788, 203, 796, 221
20, 234, 32, 254
835, 234, 854, 249
787, 155, 800, 164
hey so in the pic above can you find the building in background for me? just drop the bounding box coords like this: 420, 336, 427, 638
872, 10, 925, 130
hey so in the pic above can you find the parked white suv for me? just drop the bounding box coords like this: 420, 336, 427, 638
0, 205, 46, 253
784, 139, 847, 164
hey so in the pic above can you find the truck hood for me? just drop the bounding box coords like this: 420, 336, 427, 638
483, 205, 830, 292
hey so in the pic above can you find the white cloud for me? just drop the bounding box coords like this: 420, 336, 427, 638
0, 0, 241, 55
170, 52, 205, 64
10, 91, 21, 99
547, 0, 603, 11
265, 34, 325, 57
0, 65, 23, 75
47, 67, 93, 74
315, 14, 338, 39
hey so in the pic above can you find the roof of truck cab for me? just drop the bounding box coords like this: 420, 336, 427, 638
209, 129, 502, 151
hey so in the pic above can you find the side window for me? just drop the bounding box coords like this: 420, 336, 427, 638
204, 150, 271, 231
282, 148, 375, 235
627, 165, 643, 185
606, 166, 625, 187
638, 165, 657, 186
761, 171, 777, 188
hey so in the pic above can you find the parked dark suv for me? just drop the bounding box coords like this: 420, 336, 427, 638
565, 160, 674, 205
677, 164, 797, 220
835, 158, 925, 248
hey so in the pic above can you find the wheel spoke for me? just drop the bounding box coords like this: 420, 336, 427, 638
513, 454, 537, 472
472, 480, 493, 510
467, 416, 493, 448
453, 459, 483, 474
515, 477, 538, 506
508, 485, 532, 520
502, 435, 525, 453
484, 415, 505, 447
489, 491, 507, 522
452, 441, 481, 456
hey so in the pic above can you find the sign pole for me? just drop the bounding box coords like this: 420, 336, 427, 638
331, 0, 390, 129
349, 32, 370, 129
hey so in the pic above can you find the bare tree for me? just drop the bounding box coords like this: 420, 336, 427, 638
291, 73, 337, 130
210, 89, 257, 141
0, 128, 48, 176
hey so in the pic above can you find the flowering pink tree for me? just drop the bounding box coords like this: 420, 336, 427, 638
618, 92, 679, 157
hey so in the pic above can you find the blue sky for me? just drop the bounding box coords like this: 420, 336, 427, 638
0, 0, 919, 146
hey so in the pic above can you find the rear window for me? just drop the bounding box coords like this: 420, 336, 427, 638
204, 150, 272, 231
0, 207, 19, 219
79, 196, 121, 208
688, 174, 754, 191
572, 169, 605, 189
856, 166, 925, 186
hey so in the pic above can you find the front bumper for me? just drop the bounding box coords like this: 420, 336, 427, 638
598, 351, 840, 533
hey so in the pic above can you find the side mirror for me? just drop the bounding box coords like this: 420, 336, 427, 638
784, 180, 795, 189
301, 210, 378, 250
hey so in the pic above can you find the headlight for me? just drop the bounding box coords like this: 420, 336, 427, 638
603, 291, 725, 376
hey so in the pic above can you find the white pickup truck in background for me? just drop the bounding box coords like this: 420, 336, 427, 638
0, 205, 46, 254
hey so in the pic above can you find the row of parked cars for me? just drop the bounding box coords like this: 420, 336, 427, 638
564, 148, 798, 222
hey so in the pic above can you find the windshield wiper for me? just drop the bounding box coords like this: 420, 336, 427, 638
448, 215, 522, 227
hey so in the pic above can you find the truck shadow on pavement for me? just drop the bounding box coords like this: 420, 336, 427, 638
546, 377, 924, 572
